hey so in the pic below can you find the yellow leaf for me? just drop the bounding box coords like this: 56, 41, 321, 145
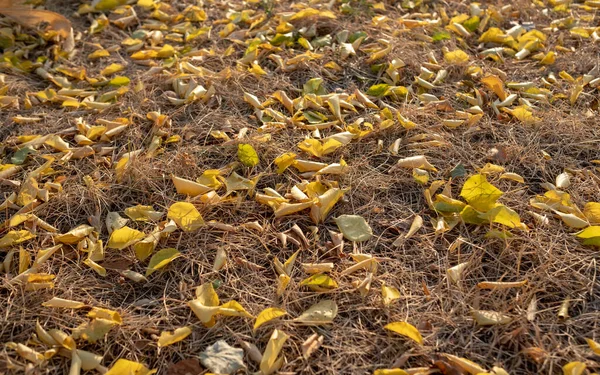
124, 205, 163, 222
373, 370, 409, 375
311, 188, 344, 224
238, 144, 259, 167
381, 283, 400, 305
146, 247, 181, 276
196, 170, 222, 189
586, 338, 600, 355
405, 215, 423, 239
471, 310, 512, 325
503, 105, 540, 125
42, 297, 86, 309
384, 321, 423, 344
107, 226, 145, 250
298, 138, 343, 157
276, 274, 290, 296
73, 318, 118, 343
254, 308, 287, 331
447, 262, 469, 284
189, 283, 220, 327
555, 211, 588, 228
84, 258, 107, 276
218, 300, 253, 318
0, 230, 35, 248
289, 8, 336, 21
396, 155, 436, 171
167, 202, 204, 231
499, 172, 525, 183
157, 326, 192, 348
563, 362, 586, 375
478, 27, 513, 44
274, 153, 297, 174
15, 343, 44, 364
249, 62, 268, 76
444, 49, 470, 64
481, 75, 507, 100
460, 174, 503, 212
477, 280, 528, 289
18, 247, 30, 273
101, 63, 125, 76
88, 307, 122, 323
294, 300, 338, 325
575, 226, 600, 246
104, 359, 156, 375
274, 201, 315, 217
539, 51, 556, 65
172, 175, 212, 197
480, 204, 526, 229
443, 354, 486, 375
300, 273, 338, 292
224, 172, 257, 192
260, 329, 289, 375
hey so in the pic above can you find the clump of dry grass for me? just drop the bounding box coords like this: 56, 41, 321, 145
1, 0, 600, 374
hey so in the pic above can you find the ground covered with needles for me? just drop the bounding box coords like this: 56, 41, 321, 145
1, 0, 600, 374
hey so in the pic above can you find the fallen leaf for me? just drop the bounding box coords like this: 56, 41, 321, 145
167, 202, 204, 231
42, 297, 86, 309
381, 283, 401, 305
586, 338, 600, 355
260, 329, 289, 375
157, 326, 192, 348
172, 175, 212, 197
104, 359, 156, 375
0, 229, 35, 248
107, 226, 145, 250
562, 362, 586, 375
55, 225, 94, 244
396, 155, 436, 171
334, 215, 373, 242
146, 248, 181, 276
460, 174, 503, 212
200, 340, 246, 375
124, 205, 163, 222
294, 300, 338, 325
238, 144, 259, 167
254, 308, 287, 331
384, 321, 423, 344
471, 310, 512, 326
300, 273, 338, 292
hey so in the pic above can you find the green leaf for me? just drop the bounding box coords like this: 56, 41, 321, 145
270, 33, 294, 46
366, 83, 390, 97
334, 215, 373, 242
303, 111, 328, 124
11, 146, 36, 165
449, 163, 466, 178
237, 144, 259, 167
93, 0, 127, 11
348, 31, 367, 43
303, 78, 327, 95
463, 16, 480, 32
432, 30, 451, 42
109, 76, 130, 87
146, 248, 181, 276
